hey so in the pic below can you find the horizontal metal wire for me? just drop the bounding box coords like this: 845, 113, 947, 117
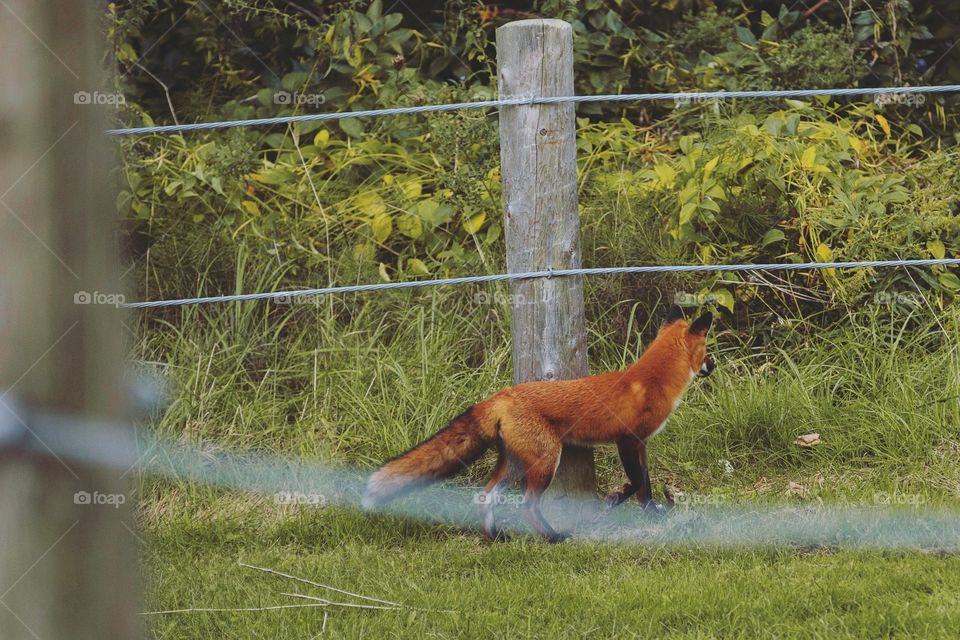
106, 84, 960, 135
121, 258, 960, 309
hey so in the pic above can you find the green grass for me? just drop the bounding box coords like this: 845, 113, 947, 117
144, 495, 960, 639
133, 279, 960, 638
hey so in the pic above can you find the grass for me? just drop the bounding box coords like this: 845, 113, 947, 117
131, 269, 960, 638
144, 495, 960, 639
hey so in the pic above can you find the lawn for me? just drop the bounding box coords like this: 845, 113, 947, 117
136, 293, 960, 638
143, 492, 960, 639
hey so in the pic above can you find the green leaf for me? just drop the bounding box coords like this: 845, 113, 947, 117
928, 239, 946, 260
339, 118, 364, 138
371, 213, 392, 243
407, 258, 429, 275
939, 272, 960, 291
463, 211, 487, 234
356, 192, 386, 217
241, 200, 260, 216
653, 164, 676, 186
736, 26, 756, 45
402, 179, 422, 200
679, 134, 698, 155
353, 243, 375, 262
396, 213, 422, 239
760, 229, 786, 247
417, 200, 455, 226
710, 289, 735, 312
248, 167, 294, 185
699, 198, 721, 214
281, 71, 310, 92
702, 156, 720, 180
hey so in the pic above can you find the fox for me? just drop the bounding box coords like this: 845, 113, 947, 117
362, 305, 715, 542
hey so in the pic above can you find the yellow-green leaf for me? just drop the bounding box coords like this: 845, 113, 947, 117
353, 243, 375, 262
371, 213, 392, 243
396, 213, 422, 239
356, 192, 386, 217
241, 200, 260, 216
679, 201, 698, 224
407, 258, 430, 275
800, 145, 817, 170
703, 156, 720, 180
247, 167, 294, 185
378, 262, 391, 282
939, 272, 960, 291
463, 211, 487, 234
928, 239, 946, 260
815, 243, 832, 262
402, 179, 422, 200
710, 288, 735, 312
653, 164, 676, 186
875, 114, 891, 137
313, 129, 330, 147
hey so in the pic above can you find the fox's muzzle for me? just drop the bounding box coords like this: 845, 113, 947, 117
699, 357, 715, 377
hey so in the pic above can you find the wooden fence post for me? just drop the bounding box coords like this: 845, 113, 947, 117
0, 1, 139, 638
496, 19, 596, 525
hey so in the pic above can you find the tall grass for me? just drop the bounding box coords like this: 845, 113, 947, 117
131, 237, 960, 501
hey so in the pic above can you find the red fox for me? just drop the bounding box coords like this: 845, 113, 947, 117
363, 305, 714, 542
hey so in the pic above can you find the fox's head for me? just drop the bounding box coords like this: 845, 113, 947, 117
663, 305, 715, 378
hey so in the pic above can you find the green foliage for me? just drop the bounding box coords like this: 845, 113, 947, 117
630, 102, 960, 304
113, 1, 960, 319
769, 26, 865, 89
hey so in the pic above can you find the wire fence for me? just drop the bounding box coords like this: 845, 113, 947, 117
81, 82, 960, 548
122, 258, 960, 309
107, 84, 960, 135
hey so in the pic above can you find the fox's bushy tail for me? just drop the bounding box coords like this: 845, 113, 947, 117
362, 405, 496, 508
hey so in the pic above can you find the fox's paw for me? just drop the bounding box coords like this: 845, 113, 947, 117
483, 529, 511, 543
604, 483, 634, 509
641, 500, 670, 518
544, 531, 571, 544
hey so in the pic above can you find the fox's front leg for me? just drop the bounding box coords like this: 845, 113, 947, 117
606, 438, 658, 511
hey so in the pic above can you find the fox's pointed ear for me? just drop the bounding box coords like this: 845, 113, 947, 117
690, 312, 713, 335
664, 305, 685, 326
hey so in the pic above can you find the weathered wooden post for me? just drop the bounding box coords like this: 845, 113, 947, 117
496, 19, 596, 525
0, 1, 139, 638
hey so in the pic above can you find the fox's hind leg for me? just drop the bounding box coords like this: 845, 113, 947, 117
479, 443, 515, 541
515, 442, 567, 543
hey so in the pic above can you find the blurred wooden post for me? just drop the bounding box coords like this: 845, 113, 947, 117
0, 1, 139, 639
496, 19, 596, 524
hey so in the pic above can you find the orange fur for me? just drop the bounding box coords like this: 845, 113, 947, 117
363, 307, 714, 541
